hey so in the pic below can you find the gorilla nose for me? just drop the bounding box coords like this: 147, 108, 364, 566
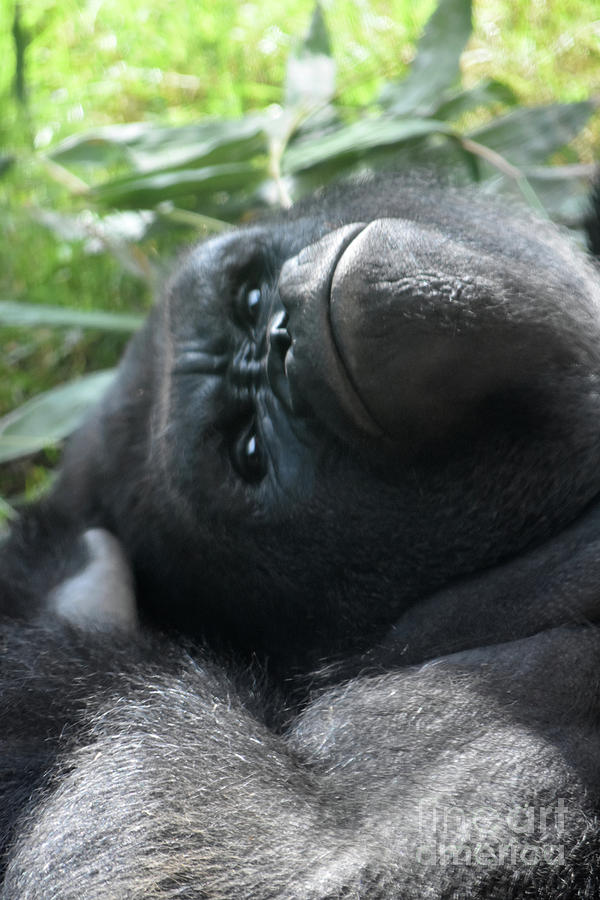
281, 217, 477, 446
279, 217, 577, 451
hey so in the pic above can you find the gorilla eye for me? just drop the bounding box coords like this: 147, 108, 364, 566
238, 287, 262, 327
247, 288, 261, 314
232, 421, 267, 483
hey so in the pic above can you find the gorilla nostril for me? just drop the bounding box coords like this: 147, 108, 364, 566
268, 309, 292, 355
271, 308, 289, 333
266, 309, 294, 413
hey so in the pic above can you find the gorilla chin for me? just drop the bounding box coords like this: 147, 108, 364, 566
3, 174, 600, 898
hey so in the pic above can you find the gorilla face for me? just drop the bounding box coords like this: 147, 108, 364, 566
57, 176, 600, 668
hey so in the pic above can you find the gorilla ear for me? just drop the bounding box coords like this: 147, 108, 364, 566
49, 529, 138, 633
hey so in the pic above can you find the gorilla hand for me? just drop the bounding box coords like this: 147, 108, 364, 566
48, 528, 137, 632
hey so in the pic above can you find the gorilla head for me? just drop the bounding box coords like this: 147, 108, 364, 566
49, 175, 600, 670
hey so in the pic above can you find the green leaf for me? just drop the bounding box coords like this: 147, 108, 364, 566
303, 2, 331, 55
93, 162, 267, 207
49, 122, 153, 167
0, 155, 15, 177
155, 205, 230, 233
125, 117, 268, 173
0, 370, 117, 464
432, 80, 517, 121
50, 117, 268, 174
0, 301, 143, 332
0, 496, 16, 526
468, 102, 594, 167
283, 117, 453, 173
285, 3, 336, 109
486, 163, 595, 225
380, 0, 472, 116
522, 164, 593, 224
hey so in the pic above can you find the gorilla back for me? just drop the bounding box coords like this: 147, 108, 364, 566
3, 175, 600, 897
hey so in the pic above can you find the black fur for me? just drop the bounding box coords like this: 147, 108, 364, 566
3, 175, 600, 897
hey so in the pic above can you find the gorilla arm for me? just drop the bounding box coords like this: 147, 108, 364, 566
2, 620, 600, 899
366, 499, 600, 669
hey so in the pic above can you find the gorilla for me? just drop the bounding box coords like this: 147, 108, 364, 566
2, 174, 600, 898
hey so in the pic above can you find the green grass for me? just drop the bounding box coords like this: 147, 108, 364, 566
0, 1, 596, 137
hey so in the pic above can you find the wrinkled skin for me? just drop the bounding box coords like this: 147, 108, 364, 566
2, 175, 600, 897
